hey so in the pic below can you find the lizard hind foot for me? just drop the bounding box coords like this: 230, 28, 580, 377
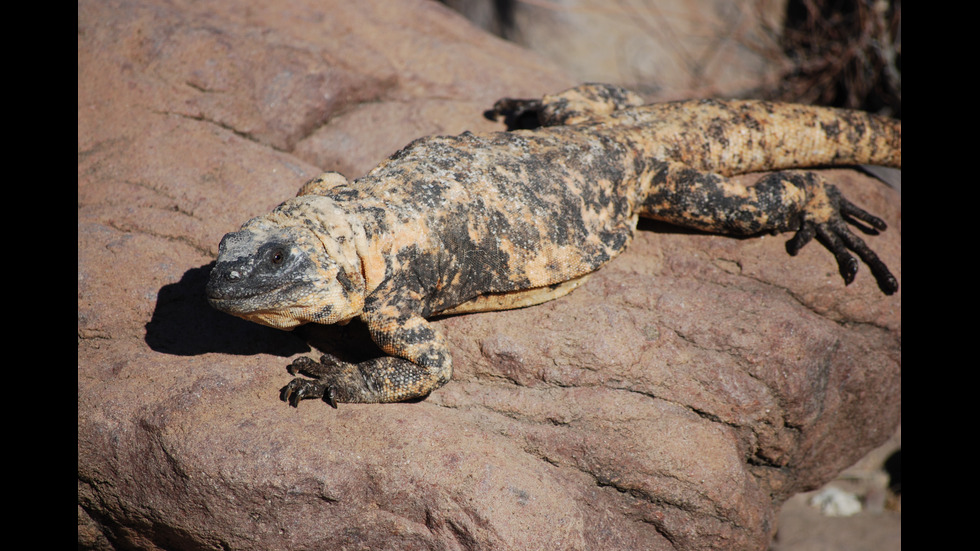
786, 185, 899, 295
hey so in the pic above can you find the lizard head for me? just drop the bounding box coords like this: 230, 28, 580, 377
206, 196, 367, 330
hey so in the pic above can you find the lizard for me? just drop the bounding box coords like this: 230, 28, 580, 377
206, 83, 901, 408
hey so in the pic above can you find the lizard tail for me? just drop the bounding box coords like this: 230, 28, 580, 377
634, 100, 901, 175
743, 102, 901, 171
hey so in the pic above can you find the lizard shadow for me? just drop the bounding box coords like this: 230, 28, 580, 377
639, 218, 697, 235
144, 263, 310, 358
637, 217, 744, 238
291, 320, 386, 365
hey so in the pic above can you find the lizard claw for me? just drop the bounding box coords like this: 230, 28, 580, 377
279, 378, 339, 408
786, 185, 898, 295
286, 356, 314, 376
280, 377, 324, 407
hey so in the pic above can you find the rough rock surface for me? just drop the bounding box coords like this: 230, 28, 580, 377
78, 1, 901, 550
445, 0, 787, 99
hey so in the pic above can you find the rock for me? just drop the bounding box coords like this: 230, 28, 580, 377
444, 0, 787, 99
78, 1, 901, 549
808, 488, 863, 517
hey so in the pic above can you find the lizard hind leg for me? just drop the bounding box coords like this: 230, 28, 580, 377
638, 162, 898, 294
488, 83, 646, 129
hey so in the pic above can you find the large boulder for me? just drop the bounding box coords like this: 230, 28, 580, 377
78, 1, 900, 549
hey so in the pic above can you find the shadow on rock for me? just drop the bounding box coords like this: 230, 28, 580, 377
145, 263, 309, 357
291, 319, 385, 364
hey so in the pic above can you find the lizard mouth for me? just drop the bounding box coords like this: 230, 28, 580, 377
206, 278, 339, 329
205, 270, 312, 309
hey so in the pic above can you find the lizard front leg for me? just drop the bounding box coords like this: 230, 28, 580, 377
280, 311, 453, 407
639, 161, 898, 294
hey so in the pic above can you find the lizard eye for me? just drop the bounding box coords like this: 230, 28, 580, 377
270, 248, 286, 265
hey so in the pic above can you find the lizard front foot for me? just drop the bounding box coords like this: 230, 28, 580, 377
280, 354, 347, 408
485, 97, 543, 130
786, 184, 898, 294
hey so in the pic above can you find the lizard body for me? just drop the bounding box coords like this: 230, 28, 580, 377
206, 84, 901, 407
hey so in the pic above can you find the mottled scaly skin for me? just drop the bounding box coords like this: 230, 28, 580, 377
206, 83, 901, 408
